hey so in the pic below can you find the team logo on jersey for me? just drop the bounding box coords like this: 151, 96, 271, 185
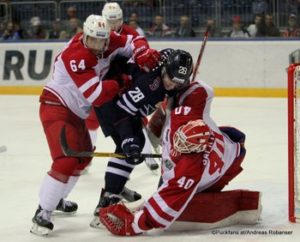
149, 77, 160, 91
163, 159, 174, 170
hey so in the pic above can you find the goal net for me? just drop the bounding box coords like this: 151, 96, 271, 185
288, 50, 300, 222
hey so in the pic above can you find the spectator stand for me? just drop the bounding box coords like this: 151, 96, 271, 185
0, 1, 8, 22
0, 0, 299, 40
8, 1, 57, 38
58, 0, 106, 24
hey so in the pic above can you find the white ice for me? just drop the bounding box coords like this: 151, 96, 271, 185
0, 95, 299, 242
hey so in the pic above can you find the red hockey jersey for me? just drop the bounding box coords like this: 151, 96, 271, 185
132, 80, 241, 232
43, 32, 148, 119
119, 24, 139, 37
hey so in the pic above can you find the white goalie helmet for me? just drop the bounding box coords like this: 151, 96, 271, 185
83, 14, 111, 54
102, 2, 123, 31
173, 119, 211, 153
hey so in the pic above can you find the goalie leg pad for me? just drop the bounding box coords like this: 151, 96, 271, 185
169, 190, 261, 231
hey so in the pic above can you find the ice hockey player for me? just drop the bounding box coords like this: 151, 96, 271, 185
102, 2, 139, 36
85, 2, 138, 146
89, 49, 194, 228
98, 65, 262, 236
30, 14, 160, 236
85, 1, 159, 171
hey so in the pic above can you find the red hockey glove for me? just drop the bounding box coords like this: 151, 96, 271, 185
134, 48, 160, 72
99, 203, 142, 236
93, 79, 120, 107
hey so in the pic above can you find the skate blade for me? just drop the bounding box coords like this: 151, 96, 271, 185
90, 216, 105, 229
30, 223, 51, 236
52, 210, 77, 216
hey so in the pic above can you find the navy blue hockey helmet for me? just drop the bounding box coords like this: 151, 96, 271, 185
161, 49, 193, 87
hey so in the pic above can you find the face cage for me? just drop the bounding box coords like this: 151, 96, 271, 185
173, 128, 208, 154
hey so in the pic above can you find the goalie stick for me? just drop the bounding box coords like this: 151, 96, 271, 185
60, 126, 161, 159
191, 25, 211, 83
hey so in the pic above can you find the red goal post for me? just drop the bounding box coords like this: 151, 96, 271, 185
288, 49, 300, 223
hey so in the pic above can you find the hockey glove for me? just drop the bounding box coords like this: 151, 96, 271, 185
99, 203, 142, 236
121, 136, 144, 165
134, 48, 160, 72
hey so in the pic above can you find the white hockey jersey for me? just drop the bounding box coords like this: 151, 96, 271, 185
43, 32, 148, 119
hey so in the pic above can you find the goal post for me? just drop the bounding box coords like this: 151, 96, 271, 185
288, 49, 300, 223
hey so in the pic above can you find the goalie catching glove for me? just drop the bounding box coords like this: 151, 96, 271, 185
99, 203, 147, 236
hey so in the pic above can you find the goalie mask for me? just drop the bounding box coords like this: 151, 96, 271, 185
83, 14, 111, 55
173, 119, 211, 153
161, 49, 193, 90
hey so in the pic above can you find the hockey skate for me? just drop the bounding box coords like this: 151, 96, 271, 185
90, 187, 142, 229
54, 199, 78, 215
30, 206, 53, 236
30, 199, 78, 236
120, 186, 142, 202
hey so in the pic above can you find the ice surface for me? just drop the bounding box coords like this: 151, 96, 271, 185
0, 95, 299, 242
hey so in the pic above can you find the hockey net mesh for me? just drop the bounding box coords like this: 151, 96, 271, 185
295, 66, 300, 220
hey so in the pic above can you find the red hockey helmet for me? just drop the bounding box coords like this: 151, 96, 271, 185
173, 119, 211, 153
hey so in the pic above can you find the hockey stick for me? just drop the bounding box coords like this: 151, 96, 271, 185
60, 126, 162, 159
191, 25, 211, 83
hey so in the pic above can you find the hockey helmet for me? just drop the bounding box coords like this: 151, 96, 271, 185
83, 14, 111, 53
102, 2, 123, 31
162, 49, 193, 88
173, 119, 211, 153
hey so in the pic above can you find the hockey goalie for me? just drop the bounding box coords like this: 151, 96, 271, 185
99, 79, 262, 236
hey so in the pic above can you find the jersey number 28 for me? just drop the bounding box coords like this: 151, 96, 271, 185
128, 87, 145, 102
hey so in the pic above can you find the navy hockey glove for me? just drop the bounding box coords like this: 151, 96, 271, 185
121, 136, 144, 165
